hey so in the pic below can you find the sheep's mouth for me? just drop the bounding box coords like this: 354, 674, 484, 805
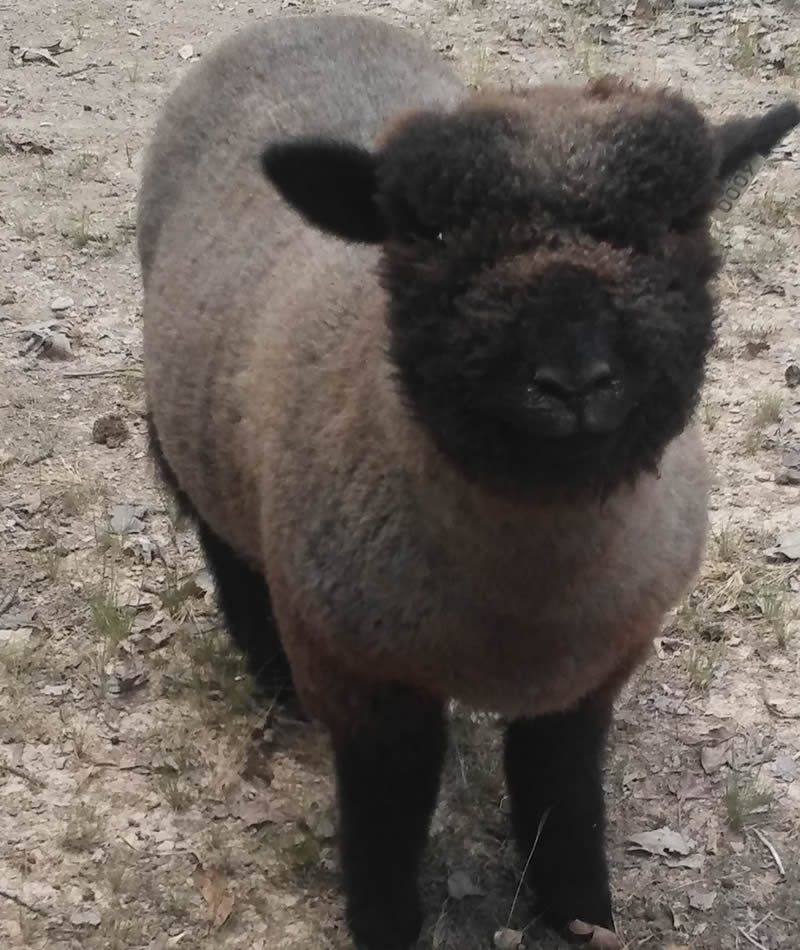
490, 386, 633, 442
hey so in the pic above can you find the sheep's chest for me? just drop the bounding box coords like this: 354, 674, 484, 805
272, 435, 708, 719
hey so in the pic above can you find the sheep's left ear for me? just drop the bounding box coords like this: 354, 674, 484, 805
260, 138, 387, 244
713, 99, 800, 183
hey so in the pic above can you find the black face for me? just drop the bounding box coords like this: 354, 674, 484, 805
261, 79, 799, 499
381, 226, 718, 499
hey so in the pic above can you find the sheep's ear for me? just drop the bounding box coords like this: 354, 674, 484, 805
260, 139, 387, 244
714, 100, 800, 182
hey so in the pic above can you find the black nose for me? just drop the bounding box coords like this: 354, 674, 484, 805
533, 361, 614, 399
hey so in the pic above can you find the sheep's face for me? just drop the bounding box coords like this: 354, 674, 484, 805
262, 78, 800, 497
381, 217, 718, 498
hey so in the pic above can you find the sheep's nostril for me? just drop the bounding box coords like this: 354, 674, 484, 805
534, 361, 614, 399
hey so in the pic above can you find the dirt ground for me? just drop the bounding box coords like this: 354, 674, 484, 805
1, 0, 800, 948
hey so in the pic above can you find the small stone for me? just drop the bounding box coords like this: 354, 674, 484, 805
775, 467, 800, 486
92, 413, 130, 448
50, 295, 74, 312
42, 683, 71, 696
0, 627, 33, 645
70, 908, 101, 927
771, 755, 798, 782
785, 364, 800, 388
178, 44, 194, 60
39, 332, 73, 360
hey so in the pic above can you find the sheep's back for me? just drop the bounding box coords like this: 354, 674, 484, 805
137, 15, 463, 282
139, 15, 464, 560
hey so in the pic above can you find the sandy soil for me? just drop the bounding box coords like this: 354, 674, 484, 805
1, 1, 799, 948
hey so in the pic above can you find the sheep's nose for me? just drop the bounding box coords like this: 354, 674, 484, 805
533, 361, 614, 399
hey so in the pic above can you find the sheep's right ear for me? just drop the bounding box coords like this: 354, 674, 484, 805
713, 100, 800, 183
261, 139, 387, 244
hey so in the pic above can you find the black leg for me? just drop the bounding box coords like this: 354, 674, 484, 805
146, 413, 297, 707
195, 522, 297, 706
503, 693, 615, 939
332, 685, 447, 950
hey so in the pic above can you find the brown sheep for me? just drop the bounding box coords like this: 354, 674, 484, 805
137, 14, 799, 950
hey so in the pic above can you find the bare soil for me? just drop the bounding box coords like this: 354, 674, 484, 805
1, 1, 799, 948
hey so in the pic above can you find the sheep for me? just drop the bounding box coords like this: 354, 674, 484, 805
137, 13, 800, 950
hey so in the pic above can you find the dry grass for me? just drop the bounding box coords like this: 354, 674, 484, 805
723, 774, 774, 832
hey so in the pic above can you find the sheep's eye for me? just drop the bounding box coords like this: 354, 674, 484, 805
397, 221, 444, 245
409, 227, 445, 245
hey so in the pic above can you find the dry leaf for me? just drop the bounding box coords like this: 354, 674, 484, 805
110, 503, 147, 535
764, 694, 800, 719
493, 929, 524, 949
20, 47, 61, 66
447, 870, 485, 900
765, 529, 800, 562
230, 800, 277, 828
688, 887, 717, 911
668, 773, 707, 801
143, 626, 174, 649
666, 853, 705, 870
700, 741, 733, 774
20, 323, 73, 360
123, 535, 161, 564
669, 904, 689, 931
0, 606, 37, 629
130, 608, 165, 635
628, 826, 693, 857
106, 656, 149, 694
192, 864, 234, 929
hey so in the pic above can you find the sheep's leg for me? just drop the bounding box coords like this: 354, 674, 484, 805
147, 413, 298, 708
331, 684, 447, 950
503, 691, 619, 949
195, 522, 299, 708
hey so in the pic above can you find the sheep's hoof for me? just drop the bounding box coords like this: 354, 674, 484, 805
348, 896, 422, 950
564, 920, 621, 949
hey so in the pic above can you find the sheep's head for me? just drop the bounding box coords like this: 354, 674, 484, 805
262, 78, 799, 498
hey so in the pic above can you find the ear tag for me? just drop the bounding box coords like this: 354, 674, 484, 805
712, 152, 766, 220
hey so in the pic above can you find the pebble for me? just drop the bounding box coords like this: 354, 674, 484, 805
50, 295, 74, 312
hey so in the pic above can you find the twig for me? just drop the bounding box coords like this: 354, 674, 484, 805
83, 759, 153, 774
0, 888, 49, 916
0, 585, 19, 616
60, 63, 98, 79
0, 761, 46, 789
506, 807, 550, 927
763, 696, 800, 720
752, 827, 786, 877
738, 928, 768, 950
23, 448, 52, 466
63, 367, 142, 379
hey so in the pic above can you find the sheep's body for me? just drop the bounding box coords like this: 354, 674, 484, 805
139, 14, 799, 950
141, 15, 707, 724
